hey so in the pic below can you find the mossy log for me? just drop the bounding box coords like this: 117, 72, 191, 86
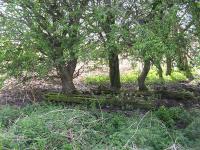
156, 90, 199, 102
43, 90, 199, 110
44, 93, 154, 110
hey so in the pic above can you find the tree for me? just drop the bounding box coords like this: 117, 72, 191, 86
138, 59, 151, 91
129, 0, 177, 90
103, 0, 121, 91
166, 56, 173, 76
172, 0, 200, 80
0, 0, 89, 94
188, 1, 200, 40
88, 0, 124, 92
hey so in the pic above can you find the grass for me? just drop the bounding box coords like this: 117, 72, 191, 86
0, 103, 200, 150
84, 69, 188, 85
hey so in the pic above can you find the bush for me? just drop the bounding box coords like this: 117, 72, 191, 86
0, 106, 22, 127
185, 118, 200, 140
154, 106, 191, 128
170, 71, 187, 81
146, 69, 162, 84
183, 118, 200, 149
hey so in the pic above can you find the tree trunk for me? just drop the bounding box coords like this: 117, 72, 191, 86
156, 64, 163, 79
109, 52, 121, 92
138, 59, 151, 91
166, 56, 172, 76
57, 59, 77, 94
103, 0, 121, 92
177, 54, 194, 80
185, 66, 194, 80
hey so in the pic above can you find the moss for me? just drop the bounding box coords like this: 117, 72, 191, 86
44, 89, 200, 110
44, 93, 154, 110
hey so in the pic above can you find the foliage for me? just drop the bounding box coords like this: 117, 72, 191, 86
132, 26, 167, 62
0, 0, 199, 92
0, 0, 90, 93
183, 109, 200, 149
170, 71, 188, 81
0, 1, 199, 149
154, 106, 191, 128
85, 69, 188, 85
0, 106, 22, 127
0, 104, 199, 149
84, 71, 139, 85
184, 118, 200, 140
85, 75, 110, 85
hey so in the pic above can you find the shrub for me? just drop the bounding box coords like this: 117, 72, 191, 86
184, 118, 200, 140
0, 106, 22, 127
170, 71, 187, 81
154, 106, 191, 128
147, 69, 160, 83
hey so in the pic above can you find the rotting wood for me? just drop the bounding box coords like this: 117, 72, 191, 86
44, 92, 154, 110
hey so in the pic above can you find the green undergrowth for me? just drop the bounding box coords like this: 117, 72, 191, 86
0, 103, 199, 150
85, 70, 188, 85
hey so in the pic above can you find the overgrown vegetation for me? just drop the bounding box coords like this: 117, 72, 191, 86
0, 1, 199, 149
0, 0, 199, 92
0, 104, 199, 150
85, 70, 188, 85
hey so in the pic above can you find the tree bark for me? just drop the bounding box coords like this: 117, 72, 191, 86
185, 66, 194, 80
177, 53, 194, 80
57, 59, 77, 94
166, 56, 172, 76
138, 59, 151, 91
156, 64, 163, 79
109, 52, 121, 91
103, 0, 121, 92
52, 39, 77, 94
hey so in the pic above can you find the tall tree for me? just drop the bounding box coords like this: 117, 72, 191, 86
88, 0, 122, 92
0, 0, 89, 94
132, 0, 177, 90
104, 0, 121, 91
166, 56, 173, 76
173, 0, 199, 79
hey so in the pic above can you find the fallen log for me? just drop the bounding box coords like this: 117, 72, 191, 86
156, 90, 199, 102
43, 90, 200, 110
44, 92, 154, 110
